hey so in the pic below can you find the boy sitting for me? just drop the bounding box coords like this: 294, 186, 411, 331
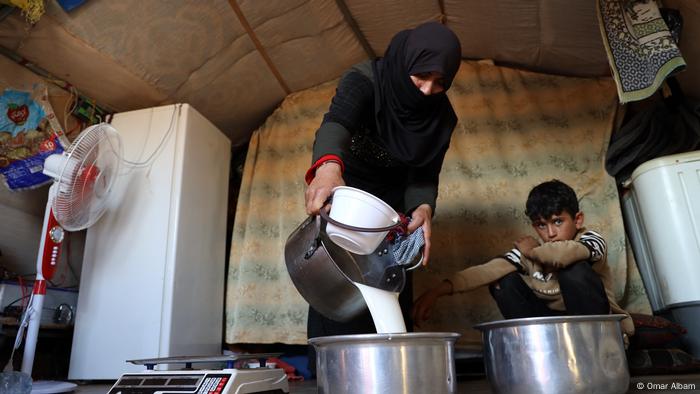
413, 180, 634, 338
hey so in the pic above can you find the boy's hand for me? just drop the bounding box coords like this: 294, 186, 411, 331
407, 204, 432, 266
412, 279, 452, 327
514, 236, 539, 257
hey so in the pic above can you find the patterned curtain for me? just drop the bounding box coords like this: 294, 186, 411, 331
225, 60, 652, 346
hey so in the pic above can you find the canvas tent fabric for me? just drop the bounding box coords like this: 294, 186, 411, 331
225, 59, 652, 346
1, 0, 698, 147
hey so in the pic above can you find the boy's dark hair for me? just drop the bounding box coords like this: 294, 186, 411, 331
525, 180, 579, 221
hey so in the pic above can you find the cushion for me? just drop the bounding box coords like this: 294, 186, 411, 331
630, 313, 687, 350
628, 348, 700, 376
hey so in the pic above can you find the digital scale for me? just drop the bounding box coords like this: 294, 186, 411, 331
108, 354, 289, 394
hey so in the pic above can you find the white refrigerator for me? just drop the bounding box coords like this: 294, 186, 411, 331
69, 104, 231, 379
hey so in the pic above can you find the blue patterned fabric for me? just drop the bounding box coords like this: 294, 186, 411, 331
597, 0, 686, 103
391, 227, 424, 267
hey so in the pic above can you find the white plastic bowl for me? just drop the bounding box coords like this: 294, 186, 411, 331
325, 186, 399, 255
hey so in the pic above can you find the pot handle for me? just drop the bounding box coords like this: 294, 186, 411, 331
404, 253, 424, 271
318, 205, 401, 233
303, 235, 322, 260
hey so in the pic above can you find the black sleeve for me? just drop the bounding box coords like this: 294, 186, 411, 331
312, 71, 374, 163
404, 144, 448, 214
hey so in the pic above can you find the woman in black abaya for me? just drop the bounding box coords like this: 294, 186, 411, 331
303, 21, 462, 373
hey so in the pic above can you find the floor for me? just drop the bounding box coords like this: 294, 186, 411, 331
72, 373, 700, 393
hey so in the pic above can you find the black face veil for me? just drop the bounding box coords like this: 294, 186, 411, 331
372, 22, 462, 167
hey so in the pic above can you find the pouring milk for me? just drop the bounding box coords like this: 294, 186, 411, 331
353, 282, 407, 333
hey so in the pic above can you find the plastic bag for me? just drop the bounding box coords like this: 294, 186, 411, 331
0, 84, 69, 190
0, 371, 32, 394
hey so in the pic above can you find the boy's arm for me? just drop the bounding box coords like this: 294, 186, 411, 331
449, 257, 519, 293
413, 257, 516, 326
526, 231, 606, 269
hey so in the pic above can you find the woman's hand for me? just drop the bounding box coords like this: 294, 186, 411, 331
412, 279, 453, 327
407, 204, 432, 266
305, 162, 344, 215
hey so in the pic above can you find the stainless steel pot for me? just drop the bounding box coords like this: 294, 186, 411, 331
309, 332, 460, 394
284, 215, 419, 322
474, 314, 630, 394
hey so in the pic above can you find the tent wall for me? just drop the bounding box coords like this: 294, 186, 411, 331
665, 0, 700, 98
0, 0, 697, 145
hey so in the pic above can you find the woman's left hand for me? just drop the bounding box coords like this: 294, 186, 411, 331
407, 204, 433, 266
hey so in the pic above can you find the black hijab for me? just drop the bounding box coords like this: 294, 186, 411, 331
372, 22, 461, 167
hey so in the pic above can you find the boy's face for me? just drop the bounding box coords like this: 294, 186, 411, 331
531, 211, 584, 242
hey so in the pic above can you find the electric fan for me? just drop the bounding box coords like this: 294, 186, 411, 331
9, 123, 122, 393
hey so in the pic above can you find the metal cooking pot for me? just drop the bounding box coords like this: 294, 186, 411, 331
284, 215, 420, 322
309, 332, 460, 394
474, 314, 630, 394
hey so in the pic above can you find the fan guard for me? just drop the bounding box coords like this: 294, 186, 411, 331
52, 123, 122, 231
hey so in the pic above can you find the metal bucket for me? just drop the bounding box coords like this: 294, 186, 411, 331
474, 315, 630, 394
309, 332, 460, 394
284, 215, 419, 322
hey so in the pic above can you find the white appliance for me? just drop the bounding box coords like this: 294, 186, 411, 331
624, 150, 700, 357
620, 192, 664, 313
68, 104, 231, 379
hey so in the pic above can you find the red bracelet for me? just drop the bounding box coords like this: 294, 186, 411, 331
305, 154, 344, 184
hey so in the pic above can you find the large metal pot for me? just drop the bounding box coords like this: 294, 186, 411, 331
474, 314, 630, 394
284, 215, 418, 322
309, 332, 460, 394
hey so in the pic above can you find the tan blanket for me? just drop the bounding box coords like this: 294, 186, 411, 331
225, 60, 652, 346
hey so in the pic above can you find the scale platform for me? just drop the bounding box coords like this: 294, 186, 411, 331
108, 354, 289, 394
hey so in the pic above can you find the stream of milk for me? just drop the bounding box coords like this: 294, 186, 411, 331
353, 281, 407, 333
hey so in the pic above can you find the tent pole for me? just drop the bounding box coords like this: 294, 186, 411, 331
227, 0, 291, 95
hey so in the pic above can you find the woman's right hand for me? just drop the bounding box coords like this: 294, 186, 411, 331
305, 162, 344, 215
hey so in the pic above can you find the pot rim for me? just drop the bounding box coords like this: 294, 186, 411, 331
473, 314, 627, 331
308, 332, 460, 346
